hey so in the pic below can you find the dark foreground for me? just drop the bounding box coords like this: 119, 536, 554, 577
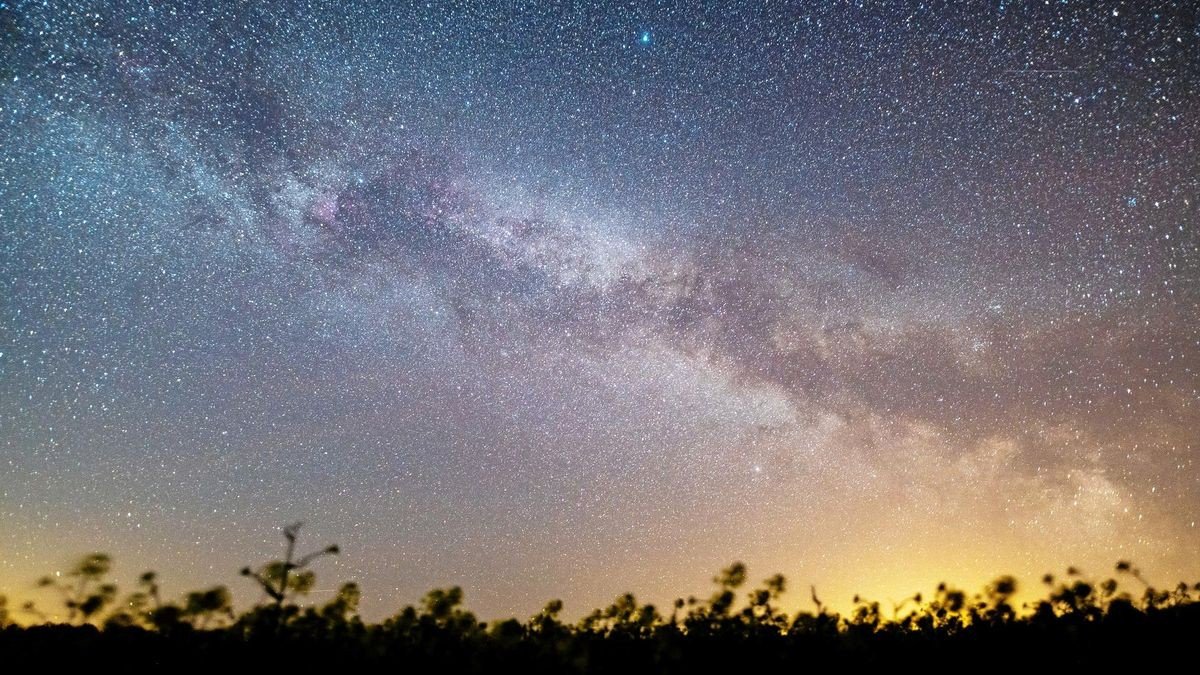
3, 603, 1199, 672
5, 568, 1199, 672
3, 531, 1196, 672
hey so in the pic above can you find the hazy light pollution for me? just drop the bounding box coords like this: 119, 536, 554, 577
1, 0, 1197, 621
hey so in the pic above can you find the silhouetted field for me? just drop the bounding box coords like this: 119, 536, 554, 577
2, 524, 1196, 671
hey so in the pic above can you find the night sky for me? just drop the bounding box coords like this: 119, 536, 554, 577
1, 0, 1197, 621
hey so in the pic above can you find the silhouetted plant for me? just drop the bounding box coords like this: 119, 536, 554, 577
529, 598, 565, 635
581, 592, 659, 637
101, 570, 162, 629
421, 586, 472, 626
742, 573, 788, 629
184, 586, 234, 628
239, 522, 339, 630
849, 595, 882, 632
319, 582, 362, 623
981, 575, 1018, 623
698, 561, 747, 621
5, 548, 1199, 671
35, 552, 117, 624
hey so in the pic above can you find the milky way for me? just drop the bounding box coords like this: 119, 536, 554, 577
1, 1, 1197, 620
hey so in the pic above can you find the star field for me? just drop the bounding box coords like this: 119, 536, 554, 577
1, 0, 1197, 620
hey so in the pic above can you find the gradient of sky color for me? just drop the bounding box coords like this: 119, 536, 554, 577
1, 0, 1197, 621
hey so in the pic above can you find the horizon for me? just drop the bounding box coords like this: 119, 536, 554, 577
2, 537, 1185, 626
